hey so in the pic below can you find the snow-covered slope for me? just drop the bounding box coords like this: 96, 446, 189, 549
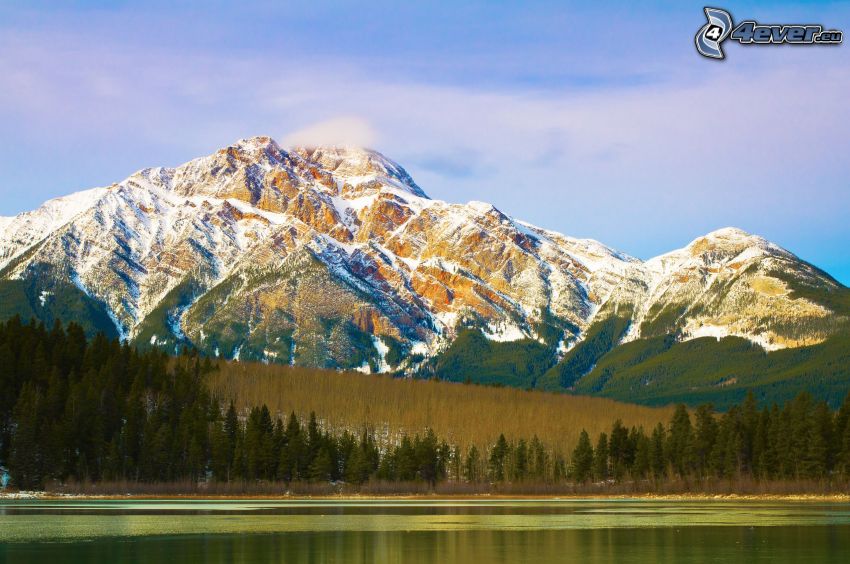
606, 227, 843, 351
0, 136, 845, 370
0, 187, 108, 270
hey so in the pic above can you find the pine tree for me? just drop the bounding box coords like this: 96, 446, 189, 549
709, 414, 737, 480
223, 401, 239, 476
571, 430, 593, 483
650, 423, 666, 479
807, 401, 833, 478
396, 435, 417, 481
414, 429, 442, 486
279, 412, 303, 482
666, 404, 695, 479
308, 445, 333, 482
361, 429, 380, 479
528, 436, 547, 481
244, 407, 262, 480
9, 383, 44, 489
488, 434, 509, 482
345, 444, 368, 484
464, 445, 481, 482
609, 420, 629, 480
764, 404, 783, 480
740, 391, 759, 474
789, 393, 814, 479
306, 411, 321, 470
210, 420, 230, 480
593, 432, 609, 481
257, 405, 276, 479
632, 431, 651, 480
693, 404, 717, 478
514, 438, 528, 481
753, 407, 771, 479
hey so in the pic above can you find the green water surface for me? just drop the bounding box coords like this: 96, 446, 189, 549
1, 499, 849, 563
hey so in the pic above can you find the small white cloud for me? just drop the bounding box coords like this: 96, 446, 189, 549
283, 116, 377, 147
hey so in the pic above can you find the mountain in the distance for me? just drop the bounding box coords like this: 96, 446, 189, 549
1, 136, 848, 407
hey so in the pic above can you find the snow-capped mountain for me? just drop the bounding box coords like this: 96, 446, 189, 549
0, 136, 846, 375
609, 227, 844, 351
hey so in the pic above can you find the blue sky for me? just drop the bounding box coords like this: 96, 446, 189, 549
1, 1, 848, 283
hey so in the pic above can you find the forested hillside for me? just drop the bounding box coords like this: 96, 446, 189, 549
2, 317, 850, 493
209, 359, 672, 455
572, 331, 850, 409
0, 316, 668, 489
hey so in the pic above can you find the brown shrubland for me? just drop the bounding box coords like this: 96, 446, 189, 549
208, 361, 675, 454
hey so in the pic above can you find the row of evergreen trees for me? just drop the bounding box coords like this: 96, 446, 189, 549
2, 317, 850, 490
0, 317, 219, 488
209, 403, 453, 486
0, 318, 459, 488
569, 392, 850, 483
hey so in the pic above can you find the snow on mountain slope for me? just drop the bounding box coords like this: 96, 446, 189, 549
0, 187, 108, 271
0, 136, 844, 369
612, 227, 842, 350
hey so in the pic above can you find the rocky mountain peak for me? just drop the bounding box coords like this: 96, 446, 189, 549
292, 145, 428, 200
0, 139, 844, 373
686, 227, 788, 258
643, 227, 794, 279
122, 137, 428, 209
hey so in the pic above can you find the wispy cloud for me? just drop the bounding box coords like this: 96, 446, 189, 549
0, 2, 848, 282
283, 117, 378, 148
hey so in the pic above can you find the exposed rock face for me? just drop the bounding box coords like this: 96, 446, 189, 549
0, 136, 845, 369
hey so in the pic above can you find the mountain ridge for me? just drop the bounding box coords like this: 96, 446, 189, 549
0, 135, 847, 406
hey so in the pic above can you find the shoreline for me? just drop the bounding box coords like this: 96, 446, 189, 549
3, 491, 850, 502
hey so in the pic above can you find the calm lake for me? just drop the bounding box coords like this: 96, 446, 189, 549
2, 499, 850, 563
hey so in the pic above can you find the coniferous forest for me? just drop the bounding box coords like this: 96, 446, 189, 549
2, 317, 850, 494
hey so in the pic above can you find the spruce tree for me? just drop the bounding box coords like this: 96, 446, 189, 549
514, 438, 528, 481
693, 404, 717, 478
571, 430, 593, 483
740, 391, 759, 474
593, 432, 609, 481
9, 383, 44, 489
345, 444, 368, 484
306, 411, 321, 469
224, 401, 239, 473
808, 401, 833, 478
632, 431, 651, 480
464, 445, 481, 482
308, 445, 333, 482
488, 434, 509, 482
528, 436, 547, 481
609, 420, 629, 480
396, 435, 417, 481
666, 404, 695, 479
415, 429, 441, 486
650, 423, 666, 479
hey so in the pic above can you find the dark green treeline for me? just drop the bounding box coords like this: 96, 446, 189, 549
0, 317, 459, 489
2, 317, 850, 490
570, 392, 850, 484
0, 317, 217, 488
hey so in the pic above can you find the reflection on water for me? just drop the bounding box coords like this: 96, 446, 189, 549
1, 500, 850, 563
